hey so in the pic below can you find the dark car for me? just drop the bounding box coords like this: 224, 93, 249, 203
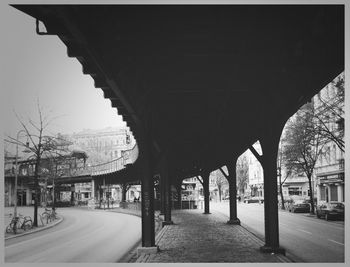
243, 196, 264, 204
316, 202, 344, 221
288, 200, 310, 213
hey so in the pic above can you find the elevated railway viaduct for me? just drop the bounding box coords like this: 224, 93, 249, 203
14, 4, 344, 255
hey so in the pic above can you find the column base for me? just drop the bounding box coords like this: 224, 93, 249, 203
162, 221, 173, 227
227, 218, 241, 225
203, 212, 211, 214
137, 246, 159, 257
260, 245, 286, 255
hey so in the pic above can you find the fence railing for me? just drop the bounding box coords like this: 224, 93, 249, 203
90, 144, 138, 176
5, 144, 139, 179
314, 161, 344, 175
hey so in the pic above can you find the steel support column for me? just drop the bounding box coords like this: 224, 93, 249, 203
162, 156, 173, 226
176, 183, 182, 209
159, 174, 165, 215
202, 171, 210, 214
223, 163, 240, 225
259, 127, 286, 255
139, 138, 157, 250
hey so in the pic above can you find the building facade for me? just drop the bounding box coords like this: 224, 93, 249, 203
314, 74, 345, 204
63, 127, 136, 202
64, 127, 135, 166
247, 143, 264, 199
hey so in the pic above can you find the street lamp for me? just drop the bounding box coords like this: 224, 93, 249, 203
14, 130, 31, 218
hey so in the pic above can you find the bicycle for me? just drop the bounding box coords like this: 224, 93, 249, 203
41, 207, 57, 224
6, 213, 33, 234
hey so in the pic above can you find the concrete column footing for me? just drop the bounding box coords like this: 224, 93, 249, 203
137, 246, 159, 257
227, 218, 241, 225
260, 245, 286, 255
162, 221, 173, 227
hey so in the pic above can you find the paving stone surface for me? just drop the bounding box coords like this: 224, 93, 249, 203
137, 209, 291, 263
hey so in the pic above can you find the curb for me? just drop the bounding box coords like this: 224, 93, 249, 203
5, 216, 64, 240
114, 209, 164, 263
135, 221, 168, 263
239, 222, 298, 263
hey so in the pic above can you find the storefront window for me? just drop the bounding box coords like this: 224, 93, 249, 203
330, 185, 338, 201
320, 186, 326, 201
288, 187, 301, 196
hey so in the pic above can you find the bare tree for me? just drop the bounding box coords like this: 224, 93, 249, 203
282, 103, 325, 214
121, 183, 132, 202
313, 72, 344, 152
211, 170, 227, 202
236, 155, 249, 198
5, 101, 64, 227
277, 141, 292, 210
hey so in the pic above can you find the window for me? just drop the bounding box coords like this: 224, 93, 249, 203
288, 187, 301, 196
320, 186, 326, 201
330, 185, 338, 201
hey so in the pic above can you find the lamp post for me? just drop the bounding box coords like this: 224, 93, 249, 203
14, 130, 31, 218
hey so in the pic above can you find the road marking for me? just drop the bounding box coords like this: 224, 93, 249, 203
328, 239, 344, 246
297, 229, 312, 235
280, 212, 344, 230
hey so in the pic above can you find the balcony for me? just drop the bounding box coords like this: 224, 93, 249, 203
315, 160, 344, 176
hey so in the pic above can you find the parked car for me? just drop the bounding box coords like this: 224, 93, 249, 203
288, 200, 310, 213
316, 202, 344, 221
243, 196, 264, 204
222, 195, 240, 201
223, 195, 230, 200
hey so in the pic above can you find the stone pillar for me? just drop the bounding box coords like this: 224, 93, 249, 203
70, 184, 75, 205
202, 171, 210, 214
326, 184, 331, 202
26, 188, 31, 206
226, 163, 240, 225
91, 179, 95, 200
337, 184, 344, 202
259, 130, 285, 255
317, 184, 322, 203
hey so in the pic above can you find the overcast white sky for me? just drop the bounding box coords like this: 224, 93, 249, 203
1, 4, 126, 142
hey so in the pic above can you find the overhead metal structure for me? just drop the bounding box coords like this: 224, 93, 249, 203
14, 4, 344, 256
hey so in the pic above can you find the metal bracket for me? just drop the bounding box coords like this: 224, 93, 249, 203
36, 19, 50, 35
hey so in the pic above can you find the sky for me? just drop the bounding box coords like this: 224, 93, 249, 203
1, 4, 127, 144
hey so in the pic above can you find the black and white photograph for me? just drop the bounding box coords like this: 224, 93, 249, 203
1, 0, 348, 264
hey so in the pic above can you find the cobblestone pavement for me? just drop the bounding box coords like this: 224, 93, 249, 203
136, 209, 292, 263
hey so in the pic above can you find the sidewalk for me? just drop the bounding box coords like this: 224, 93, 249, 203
135, 209, 293, 263
4, 206, 63, 240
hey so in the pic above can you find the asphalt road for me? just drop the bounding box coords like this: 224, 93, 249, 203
5, 208, 141, 262
210, 201, 344, 262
